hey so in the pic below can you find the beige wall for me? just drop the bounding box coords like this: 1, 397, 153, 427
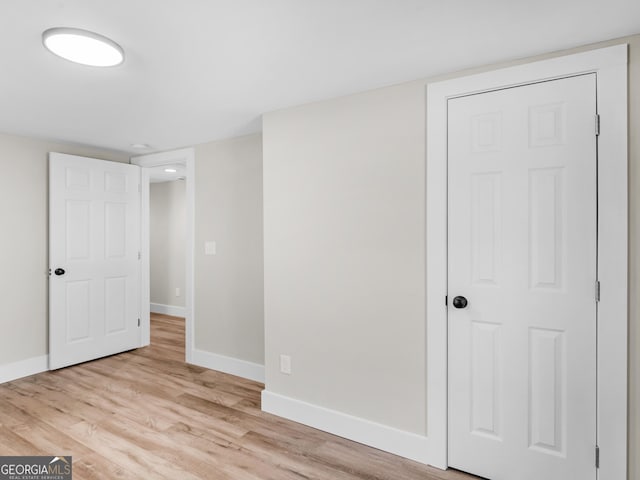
263, 34, 640, 476
0, 133, 128, 365
194, 134, 264, 364
263, 82, 427, 434
150, 180, 186, 308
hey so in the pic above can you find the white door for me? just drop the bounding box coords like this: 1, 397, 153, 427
49, 153, 141, 370
447, 74, 597, 480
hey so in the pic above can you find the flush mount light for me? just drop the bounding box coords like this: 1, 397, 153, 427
42, 27, 124, 67
164, 168, 177, 173
130, 143, 150, 149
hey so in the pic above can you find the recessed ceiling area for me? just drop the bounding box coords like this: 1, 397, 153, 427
1, 0, 639, 154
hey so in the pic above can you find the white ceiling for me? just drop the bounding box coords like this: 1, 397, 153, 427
1, 0, 639, 155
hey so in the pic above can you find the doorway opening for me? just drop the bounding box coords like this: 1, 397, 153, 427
131, 148, 195, 363
149, 172, 186, 360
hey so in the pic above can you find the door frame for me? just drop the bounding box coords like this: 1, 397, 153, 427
426, 44, 628, 479
131, 148, 195, 363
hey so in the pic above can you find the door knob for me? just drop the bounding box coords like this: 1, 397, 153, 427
54, 268, 66, 276
452, 296, 468, 309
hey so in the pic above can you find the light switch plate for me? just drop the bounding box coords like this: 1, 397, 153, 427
205, 241, 216, 255
280, 354, 292, 375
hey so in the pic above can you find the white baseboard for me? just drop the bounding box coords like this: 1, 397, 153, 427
150, 303, 186, 317
0, 355, 49, 384
190, 348, 265, 383
261, 390, 434, 466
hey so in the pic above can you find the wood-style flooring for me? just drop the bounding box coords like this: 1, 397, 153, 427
0, 313, 479, 479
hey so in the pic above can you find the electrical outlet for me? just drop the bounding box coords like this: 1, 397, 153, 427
279, 354, 292, 375
175, 287, 181, 297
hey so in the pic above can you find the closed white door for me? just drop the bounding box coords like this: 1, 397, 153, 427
447, 74, 597, 480
49, 153, 141, 370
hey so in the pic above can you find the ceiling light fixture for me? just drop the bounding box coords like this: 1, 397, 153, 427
130, 143, 150, 149
164, 168, 177, 173
42, 27, 124, 67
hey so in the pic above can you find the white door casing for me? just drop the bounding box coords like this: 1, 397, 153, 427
426, 45, 627, 480
49, 153, 141, 370
447, 75, 597, 479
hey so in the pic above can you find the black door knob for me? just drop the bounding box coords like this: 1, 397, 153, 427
452, 296, 468, 309
54, 268, 66, 276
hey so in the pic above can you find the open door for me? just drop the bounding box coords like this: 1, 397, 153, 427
49, 153, 141, 370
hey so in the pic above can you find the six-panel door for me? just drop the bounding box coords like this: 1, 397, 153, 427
49, 153, 141, 370
447, 74, 598, 480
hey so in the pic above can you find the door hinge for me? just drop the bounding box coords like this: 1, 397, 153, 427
138, 251, 141, 260
445, 295, 448, 306
595, 114, 600, 136
138, 318, 141, 327
595, 445, 600, 468
595, 280, 601, 302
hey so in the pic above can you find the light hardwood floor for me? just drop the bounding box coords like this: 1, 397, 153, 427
0, 314, 479, 479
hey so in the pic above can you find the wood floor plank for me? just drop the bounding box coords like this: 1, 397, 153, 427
0, 425, 45, 456
67, 420, 202, 480
1, 385, 87, 430
166, 422, 341, 480
10, 420, 95, 460
72, 453, 129, 480
0, 314, 479, 480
